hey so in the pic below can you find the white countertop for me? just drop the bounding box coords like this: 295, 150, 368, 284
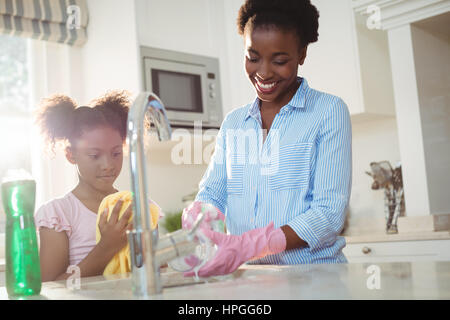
1, 261, 449, 300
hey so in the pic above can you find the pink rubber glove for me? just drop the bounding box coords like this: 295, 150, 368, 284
184, 222, 287, 278
182, 201, 225, 231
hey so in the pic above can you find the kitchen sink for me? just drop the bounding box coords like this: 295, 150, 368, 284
79, 268, 215, 291
53, 267, 232, 299
1, 265, 290, 300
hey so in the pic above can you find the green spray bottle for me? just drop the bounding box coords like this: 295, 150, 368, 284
1, 169, 41, 298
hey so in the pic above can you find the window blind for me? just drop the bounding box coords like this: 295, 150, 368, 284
0, 0, 88, 46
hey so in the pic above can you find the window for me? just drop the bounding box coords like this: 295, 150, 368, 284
0, 34, 32, 232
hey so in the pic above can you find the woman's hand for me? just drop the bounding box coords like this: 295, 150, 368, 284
97, 198, 133, 255
184, 222, 286, 278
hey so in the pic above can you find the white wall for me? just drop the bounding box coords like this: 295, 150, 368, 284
221, 0, 255, 113
80, 0, 141, 100
349, 117, 401, 222
353, 12, 396, 118
301, 0, 363, 115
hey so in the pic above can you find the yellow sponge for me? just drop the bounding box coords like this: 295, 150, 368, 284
96, 190, 160, 275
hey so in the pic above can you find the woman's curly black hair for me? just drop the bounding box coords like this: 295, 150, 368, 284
237, 0, 320, 48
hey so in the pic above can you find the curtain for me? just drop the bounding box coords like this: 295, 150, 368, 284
0, 0, 88, 46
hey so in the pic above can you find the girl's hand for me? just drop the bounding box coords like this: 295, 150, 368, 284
97, 199, 133, 255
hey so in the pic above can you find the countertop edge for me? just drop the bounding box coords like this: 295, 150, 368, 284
344, 231, 450, 244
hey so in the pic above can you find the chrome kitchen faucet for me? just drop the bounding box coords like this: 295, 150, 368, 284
126, 92, 204, 298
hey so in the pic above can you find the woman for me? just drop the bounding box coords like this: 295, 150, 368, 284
183, 0, 352, 277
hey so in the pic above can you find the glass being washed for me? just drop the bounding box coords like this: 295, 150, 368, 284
1, 169, 41, 298
168, 202, 225, 273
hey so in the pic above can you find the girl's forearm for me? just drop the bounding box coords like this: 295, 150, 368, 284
54, 241, 116, 281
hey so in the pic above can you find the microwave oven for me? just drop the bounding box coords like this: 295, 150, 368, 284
141, 46, 223, 129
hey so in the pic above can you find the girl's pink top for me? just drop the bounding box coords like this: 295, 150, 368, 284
34, 192, 98, 266
34, 192, 164, 267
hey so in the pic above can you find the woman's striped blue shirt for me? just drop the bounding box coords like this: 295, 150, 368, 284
195, 77, 352, 264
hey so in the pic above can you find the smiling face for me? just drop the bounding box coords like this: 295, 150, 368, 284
244, 25, 307, 108
66, 126, 124, 193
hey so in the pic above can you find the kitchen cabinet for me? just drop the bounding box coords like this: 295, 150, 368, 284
301, 0, 396, 120
343, 239, 450, 263
136, 0, 223, 58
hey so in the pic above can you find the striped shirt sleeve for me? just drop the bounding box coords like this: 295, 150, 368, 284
287, 98, 352, 251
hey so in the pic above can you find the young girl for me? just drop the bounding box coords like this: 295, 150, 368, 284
34, 91, 152, 281
183, 0, 352, 277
